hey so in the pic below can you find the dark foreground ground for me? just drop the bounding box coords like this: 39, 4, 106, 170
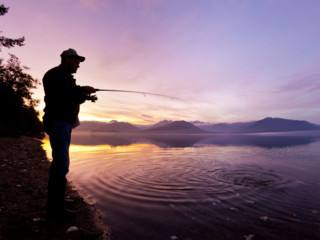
0, 136, 109, 240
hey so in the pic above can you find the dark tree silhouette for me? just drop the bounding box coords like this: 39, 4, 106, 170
0, 4, 43, 137
0, 4, 7, 15
0, 4, 25, 50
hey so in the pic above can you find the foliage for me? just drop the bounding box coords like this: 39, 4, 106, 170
0, 4, 43, 137
0, 4, 8, 15
0, 4, 25, 50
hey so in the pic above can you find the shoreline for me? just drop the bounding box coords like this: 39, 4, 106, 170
0, 136, 109, 240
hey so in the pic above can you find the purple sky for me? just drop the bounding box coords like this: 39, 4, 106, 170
2, 0, 320, 124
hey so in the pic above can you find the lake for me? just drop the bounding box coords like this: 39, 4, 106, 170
45, 131, 320, 240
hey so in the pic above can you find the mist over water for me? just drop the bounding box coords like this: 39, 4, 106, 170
67, 132, 320, 240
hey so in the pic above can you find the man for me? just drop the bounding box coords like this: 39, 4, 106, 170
43, 48, 97, 220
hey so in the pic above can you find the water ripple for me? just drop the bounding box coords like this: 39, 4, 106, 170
73, 156, 293, 206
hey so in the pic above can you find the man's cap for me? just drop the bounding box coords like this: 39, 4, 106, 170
60, 48, 85, 62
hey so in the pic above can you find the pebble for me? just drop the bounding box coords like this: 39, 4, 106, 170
66, 226, 79, 234
32, 217, 41, 222
312, 210, 318, 214
259, 216, 269, 222
65, 195, 72, 200
16, 184, 22, 188
244, 234, 255, 240
170, 236, 178, 240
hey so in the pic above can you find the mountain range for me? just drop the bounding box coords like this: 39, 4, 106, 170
75, 117, 320, 134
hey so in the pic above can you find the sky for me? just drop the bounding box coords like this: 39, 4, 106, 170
1, 0, 320, 124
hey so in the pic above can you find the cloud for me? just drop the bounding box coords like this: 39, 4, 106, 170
140, 113, 153, 119
238, 73, 320, 122
276, 73, 320, 93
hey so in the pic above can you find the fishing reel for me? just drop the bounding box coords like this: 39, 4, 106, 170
86, 93, 98, 102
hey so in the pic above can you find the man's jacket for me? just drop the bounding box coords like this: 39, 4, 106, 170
42, 65, 87, 131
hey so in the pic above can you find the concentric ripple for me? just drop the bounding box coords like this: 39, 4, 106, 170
72, 154, 291, 205
209, 166, 288, 189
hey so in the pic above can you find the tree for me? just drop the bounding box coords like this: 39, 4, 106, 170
0, 4, 43, 137
0, 4, 25, 50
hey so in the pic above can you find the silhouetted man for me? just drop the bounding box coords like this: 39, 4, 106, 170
43, 48, 97, 220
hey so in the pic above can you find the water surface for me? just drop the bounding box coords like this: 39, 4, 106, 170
46, 132, 320, 240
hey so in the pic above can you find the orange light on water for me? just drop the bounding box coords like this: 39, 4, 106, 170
70, 143, 156, 154
42, 137, 158, 160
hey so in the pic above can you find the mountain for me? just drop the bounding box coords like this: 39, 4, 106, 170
75, 120, 139, 132
203, 117, 319, 133
149, 120, 173, 129
200, 122, 253, 132
191, 120, 210, 126
75, 117, 320, 133
244, 117, 319, 132
145, 120, 206, 133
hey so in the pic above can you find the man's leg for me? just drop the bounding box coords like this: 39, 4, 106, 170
47, 122, 72, 219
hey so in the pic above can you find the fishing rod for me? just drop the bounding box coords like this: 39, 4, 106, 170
88, 88, 181, 101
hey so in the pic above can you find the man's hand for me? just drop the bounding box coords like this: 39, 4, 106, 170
87, 94, 98, 102
82, 86, 96, 94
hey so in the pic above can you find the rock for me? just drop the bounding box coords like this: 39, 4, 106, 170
312, 210, 318, 214
244, 234, 255, 240
259, 216, 269, 222
66, 226, 79, 234
32, 217, 41, 222
170, 236, 178, 240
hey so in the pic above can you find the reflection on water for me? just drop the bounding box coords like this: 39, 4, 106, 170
44, 132, 320, 240
71, 131, 320, 148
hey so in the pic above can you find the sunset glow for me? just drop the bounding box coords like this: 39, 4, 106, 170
2, 0, 320, 124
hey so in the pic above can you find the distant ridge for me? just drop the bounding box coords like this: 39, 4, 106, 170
150, 120, 173, 129
75, 117, 320, 133
244, 117, 319, 132
144, 120, 206, 133
76, 120, 139, 132
205, 117, 320, 133
201, 122, 253, 133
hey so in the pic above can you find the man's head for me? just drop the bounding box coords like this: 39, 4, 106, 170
60, 48, 85, 73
